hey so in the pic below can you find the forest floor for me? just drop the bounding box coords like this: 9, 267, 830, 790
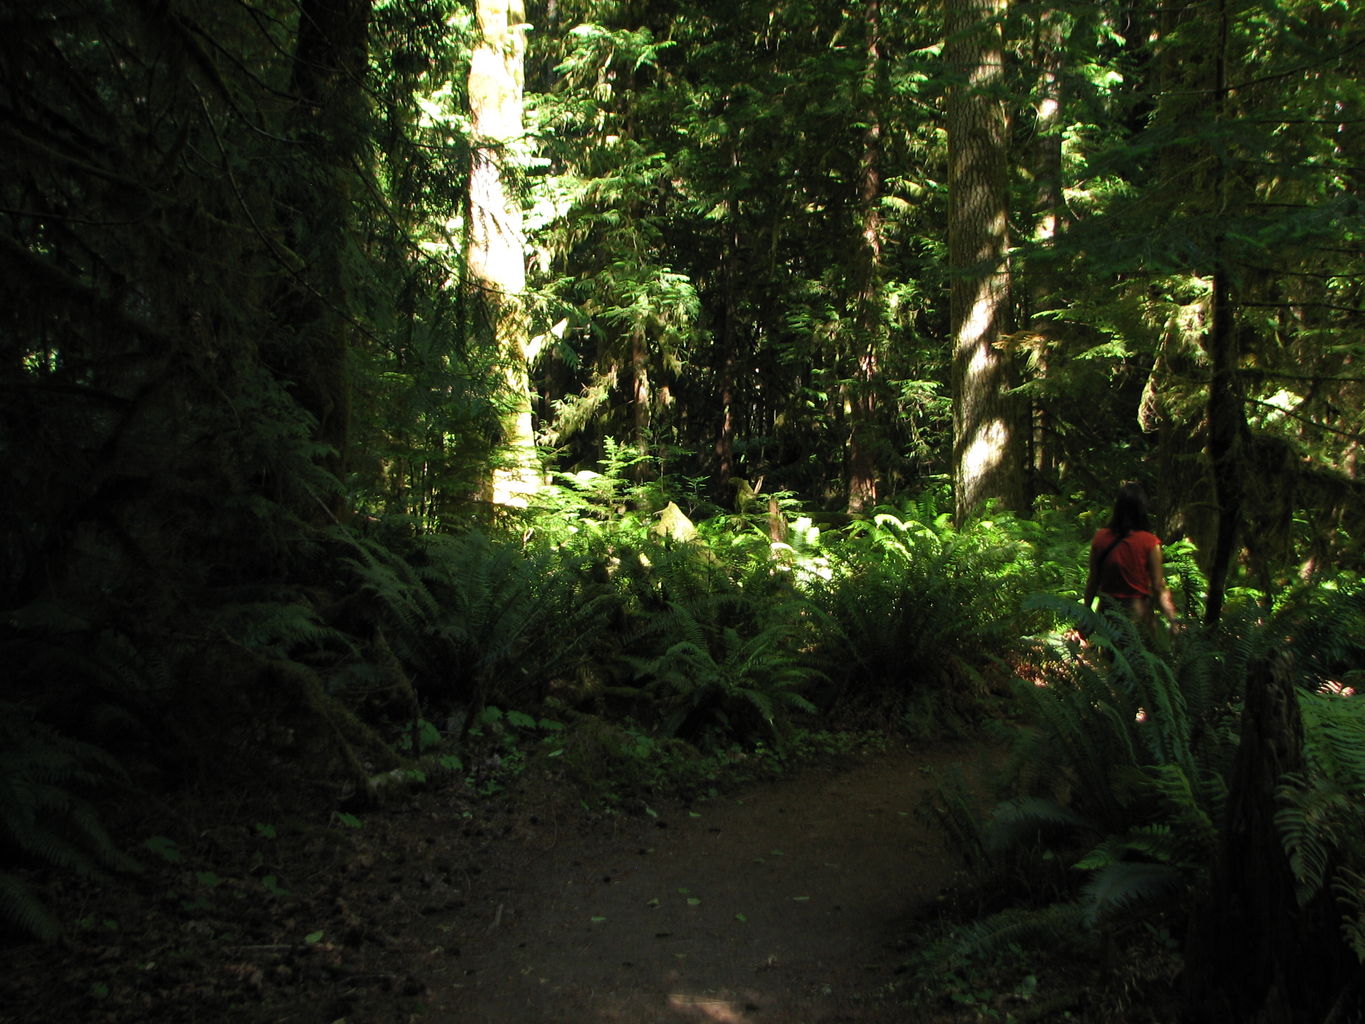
1, 736, 1034, 1024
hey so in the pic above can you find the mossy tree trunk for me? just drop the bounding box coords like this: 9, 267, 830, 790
945, 0, 1023, 525
468, 0, 540, 506
845, 0, 887, 516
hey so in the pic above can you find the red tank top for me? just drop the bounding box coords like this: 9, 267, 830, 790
1092, 528, 1161, 599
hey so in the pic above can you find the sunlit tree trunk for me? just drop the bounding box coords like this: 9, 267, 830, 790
946, 0, 1022, 524
845, 0, 886, 515
468, 0, 539, 506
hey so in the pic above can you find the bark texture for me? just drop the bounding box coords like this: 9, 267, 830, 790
468, 0, 538, 505
280, 0, 371, 516
1186, 655, 1359, 1022
1025, 5, 1065, 495
845, 0, 885, 514
945, 0, 1022, 524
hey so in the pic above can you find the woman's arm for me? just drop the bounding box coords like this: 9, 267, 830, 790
1148, 543, 1179, 621
1082, 541, 1100, 610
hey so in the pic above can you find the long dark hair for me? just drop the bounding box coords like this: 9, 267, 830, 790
1107, 482, 1151, 536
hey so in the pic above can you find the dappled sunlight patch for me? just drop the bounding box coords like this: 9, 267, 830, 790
665, 991, 759, 1023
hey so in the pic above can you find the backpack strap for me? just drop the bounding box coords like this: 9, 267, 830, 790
1096, 531, 1129, 569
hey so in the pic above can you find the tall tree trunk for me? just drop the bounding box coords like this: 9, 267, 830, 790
468, 0, 538, 506
1025, 4, 1065, 497
1185, 5, 1360, 1019
1202, 0, 1245, 625
714, 154, 740, 490
1204, 262, 1245, 625
945, 0, 1022, 524
629, 328, 650, 467
846, 0, 886, 515
281, 0, 370, 519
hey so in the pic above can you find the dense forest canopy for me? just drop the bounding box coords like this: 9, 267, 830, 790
2, 0, 1365, 1020
4, 0, 1361, 546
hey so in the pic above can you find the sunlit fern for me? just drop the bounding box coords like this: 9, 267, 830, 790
810, 507, 1038, 714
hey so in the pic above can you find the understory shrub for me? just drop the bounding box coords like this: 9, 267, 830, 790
338, 525, 616, 724
807, 500, 1045, 728
916, 577, 1365, 1015
0, 705, 138, 942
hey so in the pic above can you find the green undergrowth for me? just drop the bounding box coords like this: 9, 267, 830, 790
0, 481, 1121, 944
453, 704, 889, 812
902, 578, 1365, 1022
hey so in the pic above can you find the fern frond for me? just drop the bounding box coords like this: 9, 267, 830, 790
1332, 869, 1365, 962
0, 872, 61, 944
1081, 861, 1186, 927
0, 705, 135, 942
217, 600, 354, 655
1144, 764, 1220, 860
1276, 688, 1365, 918
1277, 773, 1359, 903
1299, 690, 1365, 785
1075, 824, 1194, 872
985, 797, 1091, 855
739, 685, 777, 727
921, 770, 991, 870
947, 901, 1091, 960
1, 808, 101, 879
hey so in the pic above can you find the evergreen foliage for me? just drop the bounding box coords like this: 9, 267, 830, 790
809, 499, 1043, 727
1271, 580, 1365, 963
924, 577, 1365, 1010
618, 588, 821, 748
1, 0, 1361, 1003
0, 705, 137, 943
973, 602, 1237, 936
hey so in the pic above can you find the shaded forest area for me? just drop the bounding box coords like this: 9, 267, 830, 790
2, 0, 1365, 1020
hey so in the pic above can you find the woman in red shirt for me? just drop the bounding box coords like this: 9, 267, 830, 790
1083, 483, 1178, 628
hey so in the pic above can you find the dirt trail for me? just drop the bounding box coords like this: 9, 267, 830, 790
416, 742, 998, 1024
